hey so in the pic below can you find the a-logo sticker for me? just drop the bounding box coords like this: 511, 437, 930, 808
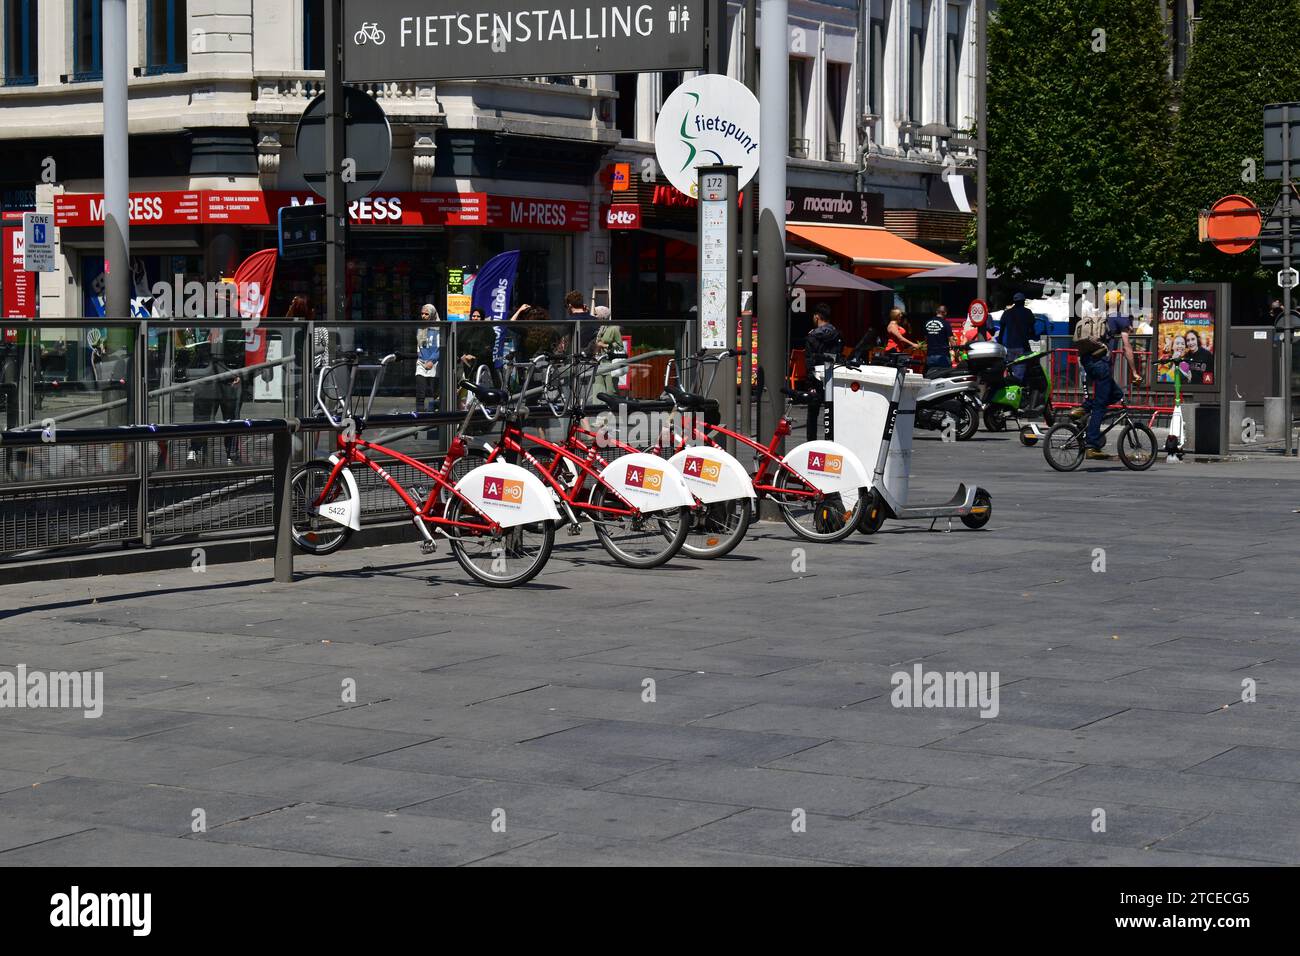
625, 465, 664, 492
682, 455, 721, 483
807, 452, 843, 475
483, 476, 525, 505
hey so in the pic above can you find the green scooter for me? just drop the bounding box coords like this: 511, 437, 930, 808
977, 349, 1055, 444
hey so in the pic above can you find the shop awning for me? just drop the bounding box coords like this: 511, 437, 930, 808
786, 223, 953, 280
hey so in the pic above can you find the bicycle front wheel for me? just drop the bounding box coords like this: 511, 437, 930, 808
1117, 422, 1157, 471
773, 467, 864, 543
1043, 424, 1085, 472
290, 460, 354, 555
443, 496, 554, 587
589, 484, 689, 568
680, 497, 751, 559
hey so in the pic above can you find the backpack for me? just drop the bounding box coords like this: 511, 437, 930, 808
1073, 312, 1108, 358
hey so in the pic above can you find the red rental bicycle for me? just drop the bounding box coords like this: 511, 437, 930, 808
590, 350, 871, 543
456, 355, 696, 569
290, 352, 560, 587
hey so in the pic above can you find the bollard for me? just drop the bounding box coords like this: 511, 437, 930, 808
272, 428, 295, 583
1264, 397, 1287, 442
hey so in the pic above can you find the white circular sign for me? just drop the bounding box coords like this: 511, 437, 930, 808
654, 74, 761, 199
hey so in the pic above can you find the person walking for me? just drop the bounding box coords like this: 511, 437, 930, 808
803, 302, 842, 440
922, 305, 956, 378
415, 304, 441, 439
997, 292, 1037, 382
187, 327, 244, 466
884, 308, 919, 354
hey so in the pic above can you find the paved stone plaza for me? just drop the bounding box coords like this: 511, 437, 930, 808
1, 432, 1297, 866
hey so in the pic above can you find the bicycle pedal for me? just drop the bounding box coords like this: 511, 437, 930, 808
566, 523, 583, 536
420, 540, 437, 555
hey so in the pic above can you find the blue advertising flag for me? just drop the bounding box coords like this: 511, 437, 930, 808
470, 250, 520, 322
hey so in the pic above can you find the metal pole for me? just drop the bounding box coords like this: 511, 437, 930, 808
272, 428, 295, 583
758, 0, 789, 514
975, 0, 988, 303
325, 0, 347, 325
1284, 112, 1295, 455
740, 0, 757, 441
102, 0, 129, 319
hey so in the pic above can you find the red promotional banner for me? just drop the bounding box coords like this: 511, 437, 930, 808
603, 203, 642, 230
486, 195, 591, 232
3, 220, 36, 319
230, 248, 278, 367
263, 192, 487, 227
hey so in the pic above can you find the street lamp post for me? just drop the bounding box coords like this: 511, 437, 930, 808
975, 0, 988, 304
102, 0, 129, 319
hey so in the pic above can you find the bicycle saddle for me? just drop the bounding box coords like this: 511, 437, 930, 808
595, 392, 675, 413
459, 380, 510, 407
780, 385, 818, 406
664, 383, 713, 411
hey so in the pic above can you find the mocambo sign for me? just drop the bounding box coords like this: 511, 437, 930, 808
343, 1, 707, 82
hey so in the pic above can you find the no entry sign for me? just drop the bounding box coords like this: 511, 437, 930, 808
342, 0, 706, 82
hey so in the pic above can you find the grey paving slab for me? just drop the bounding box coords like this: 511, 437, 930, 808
355, 735, 666, 789
404, 780, 741, 840
0, 815, 92, 853
0, 826, 350, 866
861, 785, 1205, 847
0, 776, 292, 836
1185, 745, 1300, 784
481, 683, 747, 726
1025, 765, 1300, 816
932, 722, 1235, 772
39, 739, 252, 787
670, 807, 1027, 866
305, 701, 590, 744
142, 714, 435, 763
199, 803, 553, 866
986, 840, 1274, 867
598, 762, 920, 817
768, 739, 1080, 791
467, 832, 835, 866
180, 755, 477, 811
691, 701, 983, 747
1083, 707, 1300, 753
521, 720, 825, 765
1152, 812, 1300, 865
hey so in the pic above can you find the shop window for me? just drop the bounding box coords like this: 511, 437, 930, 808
71, 0, 101, 82
660, 70, 683, 109
146, 0, 186, 75
304, 0, 324, 71
825, 61, 850, 162
3, 0, 37, 85
615, 72, 638, 140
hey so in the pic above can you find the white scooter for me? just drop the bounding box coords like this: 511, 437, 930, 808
914, 370, 981, 441
856, 353, 993, 534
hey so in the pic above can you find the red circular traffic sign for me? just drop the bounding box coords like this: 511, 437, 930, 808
968, 299, 989, 324
1207, 194, 1261, 255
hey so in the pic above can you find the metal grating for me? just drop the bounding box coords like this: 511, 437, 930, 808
0, 483, 138, 553
1, 443, 136, 487
146, 474, 275, 536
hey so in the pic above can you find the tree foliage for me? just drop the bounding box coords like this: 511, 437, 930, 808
984, 0, 1175, 281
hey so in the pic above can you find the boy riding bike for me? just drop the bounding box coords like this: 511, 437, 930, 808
1070, 292, 1142, 460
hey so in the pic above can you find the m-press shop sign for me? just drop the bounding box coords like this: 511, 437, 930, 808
343, 0, 706, 82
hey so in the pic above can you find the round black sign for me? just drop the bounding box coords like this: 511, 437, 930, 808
295, 89, 393, 205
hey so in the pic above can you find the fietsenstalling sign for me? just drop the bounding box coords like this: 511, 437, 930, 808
343, 1, 707, 82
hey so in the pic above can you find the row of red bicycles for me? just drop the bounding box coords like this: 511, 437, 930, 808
290, 347, 878, 587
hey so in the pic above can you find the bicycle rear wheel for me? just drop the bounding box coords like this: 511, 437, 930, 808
1043, 424, 1085, 472
290, 460, 353, 555
443, 496, 554, 587
589, 484, 689, 568
680, 497, 751, 559
1117, 422, 1157, 471
773, 467, 864, 542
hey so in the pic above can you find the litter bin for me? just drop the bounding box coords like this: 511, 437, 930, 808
1193, 404, 1221, 455
830, 364, 925, 506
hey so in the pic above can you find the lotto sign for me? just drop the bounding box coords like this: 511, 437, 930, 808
681, 455, 721, 483
625, 465, 664, 491
807, 451, 843, 475
482, 476, 525, 503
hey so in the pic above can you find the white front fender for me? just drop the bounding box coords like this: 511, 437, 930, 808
453, 462, 561, 528
318, 456, 362, 531
782, 440, 871, 494
598, 452, 694, 513
667, 445, 756, 504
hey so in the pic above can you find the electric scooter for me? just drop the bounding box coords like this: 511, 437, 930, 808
914, 371, 980, 441
855, 353, 993, 534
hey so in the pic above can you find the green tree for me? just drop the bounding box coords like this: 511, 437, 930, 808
983, 0, 1174, 282
1170, 0, 1300, 281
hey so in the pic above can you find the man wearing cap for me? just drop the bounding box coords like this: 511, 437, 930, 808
997, 292, 1037, 382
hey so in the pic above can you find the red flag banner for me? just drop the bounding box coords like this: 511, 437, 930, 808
231, 248, 277, 367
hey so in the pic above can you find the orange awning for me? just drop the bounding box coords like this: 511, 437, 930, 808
786, 223, 954, 280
